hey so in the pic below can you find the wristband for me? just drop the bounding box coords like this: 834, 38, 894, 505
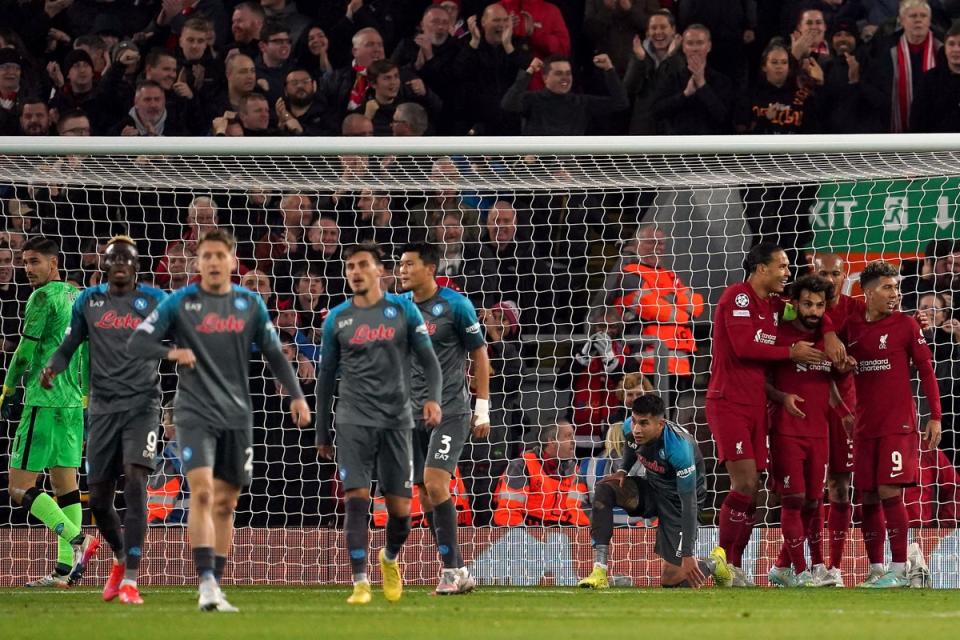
474, 398, 490, 425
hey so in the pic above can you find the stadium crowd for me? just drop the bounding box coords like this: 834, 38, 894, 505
1, 0, 959, 556
5, 1, 960, 138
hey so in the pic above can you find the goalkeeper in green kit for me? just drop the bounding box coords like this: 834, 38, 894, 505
1, 237, 98, 587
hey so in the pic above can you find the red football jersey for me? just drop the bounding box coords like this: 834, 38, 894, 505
827, 294, 861, 413
707, 282, 790, 406
770, 322, 834, 438
846, 311, 941, 438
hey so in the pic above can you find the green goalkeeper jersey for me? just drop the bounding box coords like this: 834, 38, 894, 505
3, 280, 87, 408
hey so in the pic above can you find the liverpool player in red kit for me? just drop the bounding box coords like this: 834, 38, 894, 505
813, 253, 860, 586
765, 275, 854, 587
707, 244, 841, 587
846, 261, 942, 588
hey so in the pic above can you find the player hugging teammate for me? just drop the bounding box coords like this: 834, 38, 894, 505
709, 245, 941, 588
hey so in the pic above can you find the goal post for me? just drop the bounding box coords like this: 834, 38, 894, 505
0, 135, 958, 588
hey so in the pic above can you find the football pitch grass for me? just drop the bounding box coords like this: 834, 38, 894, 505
2, 587, 960, 640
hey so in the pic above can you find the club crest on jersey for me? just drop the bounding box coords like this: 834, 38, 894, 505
735, 441, 743, 455
196, 313, 246, 334
95, 311, 142, 330
134, 297, 148, 311
349, 323, 396, 344
234, 297, 249, 311
384, 306, 398, 319
431, 303, 444, 316
879, 334, 888, 350
182, 446, 193, 462
735, 293, 750, 308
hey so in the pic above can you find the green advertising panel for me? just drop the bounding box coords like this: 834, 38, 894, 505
812, 177, 960, 254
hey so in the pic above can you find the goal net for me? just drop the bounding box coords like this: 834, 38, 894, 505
1, 135, 958, 588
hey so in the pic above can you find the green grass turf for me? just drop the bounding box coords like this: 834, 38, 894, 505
2, 586, 960, 640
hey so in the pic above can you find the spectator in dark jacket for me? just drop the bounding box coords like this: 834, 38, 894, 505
678, 0, 756, 88
320, 27, 386, 130
255, 20, 295, 105
911, 22, 960, 132
453, 3, 530, 135
860, 1, 941, 132
111, 80, 187, 136
225, 1, 264, 59
276, 68, 334, 136
735, 39, 821, 134
583, 0, 662, 76
501, 54, 628, 135
391, 4, 463, 134
651, 24, 734, 134
623, 9, 681, 134
819, 20, 877, 133
354, 58, 442, 136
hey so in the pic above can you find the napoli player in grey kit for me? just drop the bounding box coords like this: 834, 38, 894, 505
579, 395, 732, 589
42, 236, 166, 605
316, 243, 443, 605
397, 243, 490, 595
128, 230, 310, 612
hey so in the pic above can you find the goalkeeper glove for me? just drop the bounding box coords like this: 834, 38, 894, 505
0, 386, 23, 421
783, 303, 797, 322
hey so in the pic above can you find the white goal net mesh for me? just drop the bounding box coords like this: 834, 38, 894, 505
1, 139, 959, 588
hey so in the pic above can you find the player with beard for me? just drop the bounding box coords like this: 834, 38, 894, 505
706, 243, 845, 586
2, 237, 97, 589
43, 236, 167, 604
765, 275, 855, 587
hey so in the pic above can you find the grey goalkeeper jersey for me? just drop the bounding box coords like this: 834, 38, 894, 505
315, 293, 442, 445
48, 283, 167, 415
127, 283, 303, 430
406, 287, 485, 416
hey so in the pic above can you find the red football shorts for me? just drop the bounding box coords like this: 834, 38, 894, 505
706, 399, 768, 471
828, 412, 855, 474
770, 433, 828, 500
854, 432, 920, 492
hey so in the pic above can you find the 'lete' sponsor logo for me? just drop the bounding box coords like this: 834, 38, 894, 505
95, 311, 143, 330
195, 313, 246, 333
349, 323, 396, 344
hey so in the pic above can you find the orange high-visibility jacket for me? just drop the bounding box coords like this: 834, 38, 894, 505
372, 467, 473, 527
146, 477, 181, 523
493, 451, 589, 526
614, 263, 704, 375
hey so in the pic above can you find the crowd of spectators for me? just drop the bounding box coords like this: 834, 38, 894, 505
2, 0, 960, 529
5, 1, 960, 138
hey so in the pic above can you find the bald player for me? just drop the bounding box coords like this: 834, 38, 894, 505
812, 253, 860, 587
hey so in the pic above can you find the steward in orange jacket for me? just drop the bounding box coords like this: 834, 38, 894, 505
613, 228, 704, 376
493, 421, 589, 526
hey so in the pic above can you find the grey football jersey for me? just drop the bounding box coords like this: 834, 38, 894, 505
48, 283, 167, 415
128, 283, 303, 430
407, 287, 484, 416
316, 293, 441, 444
